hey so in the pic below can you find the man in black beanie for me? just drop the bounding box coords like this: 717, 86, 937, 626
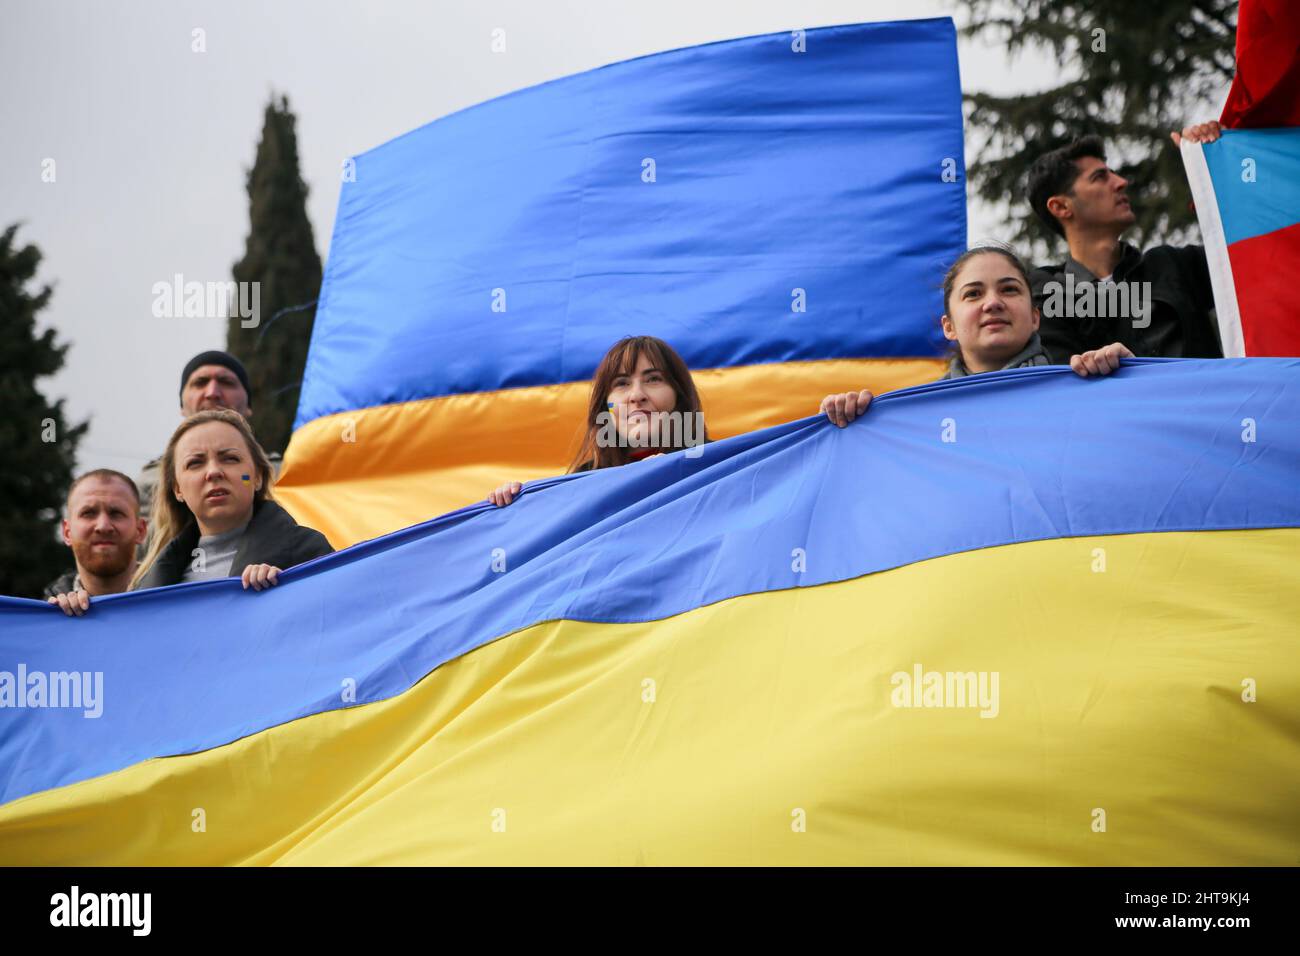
177, 350, 253, 415
136, 350, 281, 528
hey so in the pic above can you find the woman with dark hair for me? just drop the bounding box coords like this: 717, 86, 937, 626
936, 243, 1054, 380
820, 244, 1133, 427
488, 335, 708, 506
130, 408, 333, 590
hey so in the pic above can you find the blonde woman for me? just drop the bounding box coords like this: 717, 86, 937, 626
49, 410, 331, 614
129, 409, 332, 592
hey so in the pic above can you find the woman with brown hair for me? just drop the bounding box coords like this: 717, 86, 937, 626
820, 244, 1134, 427
488, 335, 708, 506
130, 408, 333, 591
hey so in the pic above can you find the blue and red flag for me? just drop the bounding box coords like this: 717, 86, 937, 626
1182, 129, 1300, 356
1180, 0, 1300, 357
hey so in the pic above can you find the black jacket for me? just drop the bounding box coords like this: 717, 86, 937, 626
132, 499, 333, 590
43, 570, 82, 599
1029, 242, 1222, 364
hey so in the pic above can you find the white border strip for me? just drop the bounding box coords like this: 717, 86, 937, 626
1181, 140, 1246, 357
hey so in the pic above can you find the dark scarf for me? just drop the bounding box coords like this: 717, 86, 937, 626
941, 332, 1053, 380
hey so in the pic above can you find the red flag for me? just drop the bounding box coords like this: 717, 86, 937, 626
1219, 0, 1300, 129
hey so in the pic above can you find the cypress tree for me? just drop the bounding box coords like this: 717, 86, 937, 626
961, 0, 1237, 257
0, 224, 88, 598
227, 94, 322, 454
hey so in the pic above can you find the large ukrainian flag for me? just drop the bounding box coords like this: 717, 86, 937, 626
274, 19, 965, 549
1, 359, 1297, 865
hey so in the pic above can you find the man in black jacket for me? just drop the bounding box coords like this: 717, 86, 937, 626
1026, 125, 1225, 364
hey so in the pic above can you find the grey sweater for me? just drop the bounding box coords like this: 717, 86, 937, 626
133, 499, 332, 590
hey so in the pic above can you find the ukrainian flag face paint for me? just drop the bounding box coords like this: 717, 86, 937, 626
607, 355, 675, 448
173, 421, 259, 533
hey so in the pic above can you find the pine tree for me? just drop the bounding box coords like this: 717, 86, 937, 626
0, 224, 88, 598
961, 0, 1238, 259
227, 94, 322, 454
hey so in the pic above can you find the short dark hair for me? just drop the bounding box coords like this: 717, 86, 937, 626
1027, 135, 1106, 238
67, 469, 140, 512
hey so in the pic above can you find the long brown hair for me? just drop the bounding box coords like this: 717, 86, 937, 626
568, 336, 707, 473
131, 408, 275, 588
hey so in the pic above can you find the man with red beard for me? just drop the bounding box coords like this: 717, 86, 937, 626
44, 470, 147, 616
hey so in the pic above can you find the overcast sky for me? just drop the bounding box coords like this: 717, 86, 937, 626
4, 0, 1168, 479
